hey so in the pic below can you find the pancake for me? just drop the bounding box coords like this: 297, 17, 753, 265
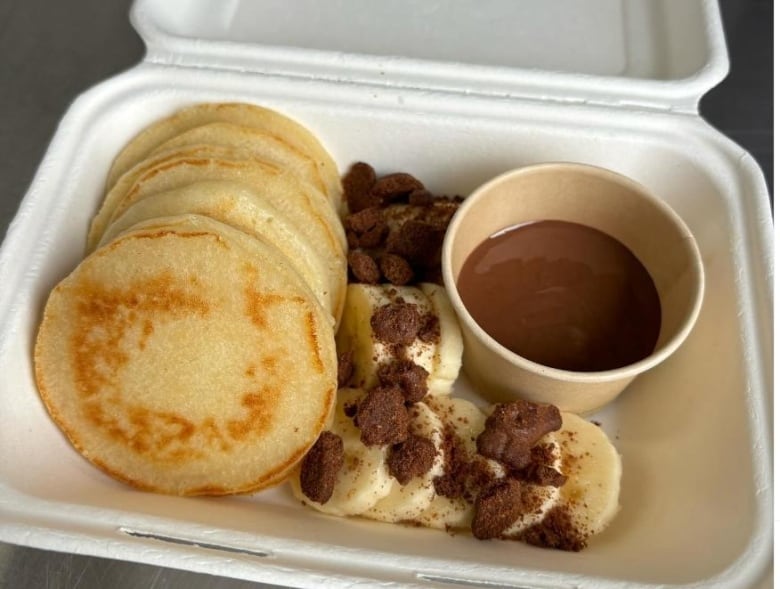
34, 215, 337, 496
87, 144, 244, 253
99, 180, 339, 320
100, 154, 346, 321
151, 122, 333, 207
105, 102, 342, 209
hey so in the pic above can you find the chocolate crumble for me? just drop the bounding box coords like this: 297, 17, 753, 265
386, 219, 444, 271
345, 207, 388, 249
519, 505, 588, 552
354, 385, 410, 446
388, 434, 437, 485
370, 172, 424, 205
477, 400, 562, 470
343, 161, 379, 212
341, 162, 462, 286
377, 359, 429, 403
379, 253, 415, 285
516, 443, 567, 487
417, 312, 440, 344
299, 431, 344, 504
370, 302, 422, 345
348, 249, 381, 284
471, 478, 528, 540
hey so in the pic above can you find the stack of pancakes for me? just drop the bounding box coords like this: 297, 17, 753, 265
34, 103, 347, 496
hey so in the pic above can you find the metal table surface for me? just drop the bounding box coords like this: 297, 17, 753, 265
0, 1, 772, 587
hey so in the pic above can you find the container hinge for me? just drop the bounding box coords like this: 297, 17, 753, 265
141, 51, 698, 117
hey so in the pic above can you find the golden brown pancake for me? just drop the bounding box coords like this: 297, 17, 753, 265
34, 215, 337, 495
151, 122, 332, 206
105, 102, 342, 209
87, 144, 229, 252
96, 152, 347, 323
99, 180, 340, 321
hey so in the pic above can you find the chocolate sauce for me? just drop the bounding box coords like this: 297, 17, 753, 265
457, 220, 661, 372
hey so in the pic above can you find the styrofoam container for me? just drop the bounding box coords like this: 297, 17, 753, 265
0, 1, 772, 587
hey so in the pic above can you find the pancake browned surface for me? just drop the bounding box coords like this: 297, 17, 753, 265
99, 181, 340, 320
34, 217, 337, 495
94, 151, 348, 323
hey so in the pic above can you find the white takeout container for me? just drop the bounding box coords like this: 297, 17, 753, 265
0, 1, 772, 588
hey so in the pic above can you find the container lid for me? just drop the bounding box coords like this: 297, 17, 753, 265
130, 0, 729, 114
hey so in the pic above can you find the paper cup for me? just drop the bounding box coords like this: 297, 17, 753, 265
442, 163, 705, 414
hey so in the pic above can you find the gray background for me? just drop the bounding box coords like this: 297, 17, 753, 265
0, 0, 772, 587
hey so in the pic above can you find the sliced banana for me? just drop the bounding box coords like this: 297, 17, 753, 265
501, 434, 563, 536
336, 284, 437, 391
552, 412, 622, 537
415, 396, 504, 531
419, 283, 463, 395
290, 388, 394, 516
362, 401, 445, 523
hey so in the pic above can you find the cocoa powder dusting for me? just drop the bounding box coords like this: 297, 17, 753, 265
433, 425, 469, 499
472, 478, 527, 540
519, 505, 588, 552
417, 312, 440, 344
432, 424, 499, 502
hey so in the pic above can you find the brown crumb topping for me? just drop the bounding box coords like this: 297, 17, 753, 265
518, 505, 588, 552
387, 434, 437, 485
345, 207, 388, 249
354, 385, 409, 446
348, 250, 381, 284
343, 161, 378, 212
417, 312, 440, 344
379, 253, 415, 285
341, 162, 462, 286
299, 431, 344, 504
377, 359, 429, 403
370, 302, 423, 345
386, 220, 444, 271
433, 424, 499, 503
336, 350, 354, 388
370, 172, 425, 205
477, 400, 562, 470
471, 478, 528, 540
516, 443, 568, 487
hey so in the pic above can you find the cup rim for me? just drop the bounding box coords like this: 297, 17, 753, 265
441, 161, 706, 384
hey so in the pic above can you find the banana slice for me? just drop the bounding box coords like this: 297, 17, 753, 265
362, 401, 445, 523
336, 284, 437, 391
415, 396, 505, 531
290, 388, 394, 516
419, 283, 463, 395
501, 435, 563, 536
551, 412, 622, 538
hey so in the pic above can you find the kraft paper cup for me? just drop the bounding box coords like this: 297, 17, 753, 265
442, 163, 705, 414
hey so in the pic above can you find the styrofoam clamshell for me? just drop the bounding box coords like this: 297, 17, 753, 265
0, 1, 772, 587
